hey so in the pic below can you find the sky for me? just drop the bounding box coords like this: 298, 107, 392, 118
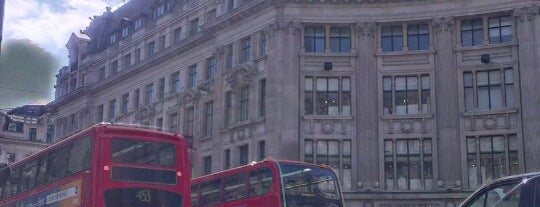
0, 0, 125, 109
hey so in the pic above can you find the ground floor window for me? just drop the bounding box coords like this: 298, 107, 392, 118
304, 139, 352, 190
467, 134, 519, 189
384, 138, 433, 190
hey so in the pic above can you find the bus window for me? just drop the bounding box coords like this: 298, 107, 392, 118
249, 168, 272, 196
35, 156, 48, 186
190, 184, 199, 207
46, 146, 69, 182
19, 160, 38, 192
111, 139, 175, 166
200, 179, 221, 206
223, 173, 247, 201
67, 137, 92, 174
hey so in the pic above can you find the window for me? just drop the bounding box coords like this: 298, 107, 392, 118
224, 173, 247, 201
19, 160, 37, 192
239, 145, 249, 165
249, 168, 272, 196
260, 31, 267, 56
407, 24, 429, 51
185, 107, 195, 138
240, 37, 251, 63
462, 180, 523, 207
96, 105, 104, 122
200, 179, 221, 206
225, 44, 233, 70
384, 138, 433, 190
99, 67, 106, 80
67, 137, 91, 174
203, 156, 212, 175
258, 140, 265, 161
6, 153, 15, 164
169, 113, 179, 133
134, 18, 143, 30
123, 53, 131, 68
147, 41, 155, 57
206, 9, 217, 21
156, 117, 163, 131
304, 139, 352, 191
206, 56, 216, 81
224, 149, 231, 170
330, 27, 351, 53
464, 68, 514, 112
383, 75, 430, 115
304, 77, 351, 115
382, 26, 403, 52
70, 77, 77, 91
171, 72, 180, 94
121, 93, 129, 115
121, 26, 129, 37
158, 77, 165, 101
29, 128, 37, 141
110, 60, 118, 74
70, 113, 78, 131
259, 79, 266, 117
174, 27, 182, 43
304, 27, 325, 53
159, 35, 166, 51
225, 91, 232, 127
461, 19, 483, 47
46, 125, 55, 143
46, 146, 69, 182
133, 89, 140, 109
489, 16, 512, 44
188, 64, 198, 89
227, 0, 234, 11
134, 48, 141, 63
190, 18, 200, 36
145, 83, 154, 105
240, 86, 249, 121
204, 101, 213, 137
110, 34, 117, 44
467, 135, 519, 189
153, 2, 170, 19
108, 99, 116, 119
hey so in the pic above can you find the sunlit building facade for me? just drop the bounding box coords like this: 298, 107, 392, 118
48, 0, 540, 206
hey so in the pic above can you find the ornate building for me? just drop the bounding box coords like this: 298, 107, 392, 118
48, 0, 540, 206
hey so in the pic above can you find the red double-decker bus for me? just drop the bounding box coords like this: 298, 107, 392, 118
190, 159, 344, 207
0, 123, 190, 207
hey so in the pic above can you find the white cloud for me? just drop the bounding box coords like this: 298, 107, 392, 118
4, 0, 109, 64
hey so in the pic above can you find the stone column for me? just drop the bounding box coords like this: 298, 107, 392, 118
432, 16, 461, 187
355, 22, 379, 190
514, 6, 540, 172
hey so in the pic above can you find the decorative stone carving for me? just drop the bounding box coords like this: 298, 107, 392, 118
432, 16, 454, 32
321, 120, 335, 134
513, 6, 540, 22
356, 22, 376, 37
483, 116, 497, 130
266, 20, 302, 38
198, 79, 214, 93
400, 120, 413, 133
226, 64, 258, 89
178, 88, 200, 104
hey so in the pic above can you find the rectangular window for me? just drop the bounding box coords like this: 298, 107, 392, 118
206, 56, 216, 81
330, 27, 351, 53
156, 117, 163, 131
260, 32, 267, 56
121, 93, 129, 115
145, 83, 154, 105
108, 99, 116, 119
206, 9, 217, 21
382, 26, 403, 52
185, 107, 195, 137
461, 19, 484, 47
123, 53, 131, 69
304, 77, 351, 115
241, 37, 251, 63
134, 18, 142, 30
159, 35, 166, 51
384, 138, 433, 190
99, 67, 106, 80
467, 135, 519, 189
224, 149, 231, 170
174, 27, 182, 43
70, 113, 78, 131
29, 128, 37, 141
407, 24, 429, 51
304, 27, 325, 53
110, 60, 118, 74
258, 140, 266, 161
46, 125, 55, 143
188, 64, 197, 89
464, 68, 514, 111
121, 26, 129, 37
259, 79, 266, 117
489, 16, 512, 44
6, 153, 15, 164
110, 34, 117, 44
171, 72, 181, 94
158, 77, 165, 101
203, 156, 212, 175
169, 113, 179, 133
225, 44, 233, 70
147, 41, 155, 57
133, 89, 140, 109
240, 86, 249, 121
134, 48, 141, 63
383, 75, 430, 115
304, 139, 352, 191
97, 105, 104, 122
225, 91, 232, 127
190, 18, 200, 36
204, 101, 213, 137
239, 145, 249, 166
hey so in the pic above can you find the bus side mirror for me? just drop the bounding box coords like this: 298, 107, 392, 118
0, 165, 10, 186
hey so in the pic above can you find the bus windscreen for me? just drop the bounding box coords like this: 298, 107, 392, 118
111, 139, 175, 166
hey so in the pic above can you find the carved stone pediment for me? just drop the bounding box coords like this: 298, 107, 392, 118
178, 88, 200, 104
135, 104, 156, 120
226, 64, 258, 88
198, 79, 214, 93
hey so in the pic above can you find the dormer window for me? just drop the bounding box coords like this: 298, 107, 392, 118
110, 34, 117, 44
134, 18, 143, 30
153, 1, 171, 19
121, 27, 129, 37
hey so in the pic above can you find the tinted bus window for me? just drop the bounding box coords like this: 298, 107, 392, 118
281, 163, 342, 207
223, 173, 247, 201
9, 167, 20, 195
47, 146, 69, 182
191, 184, 199, 207
19, 160, 38, 192
35, 156, 48, 186
249, 168, 272, 196
67, 137, 92, 174
200, 179, 221, 206
111, 139, 175, 166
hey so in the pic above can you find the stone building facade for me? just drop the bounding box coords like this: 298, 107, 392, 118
47, 0, 540, 206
